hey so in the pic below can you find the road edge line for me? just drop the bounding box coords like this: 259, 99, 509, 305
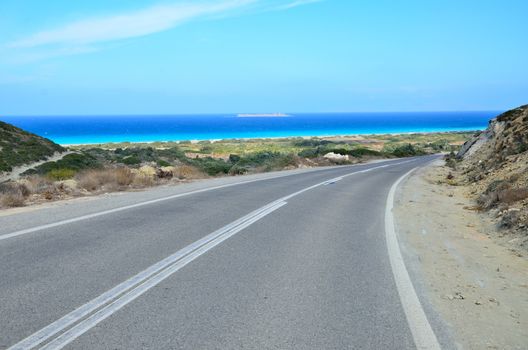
0, 159, 408, 242
385, 167, 441, 350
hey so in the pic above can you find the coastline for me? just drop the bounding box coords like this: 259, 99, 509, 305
60, 129, 482, 147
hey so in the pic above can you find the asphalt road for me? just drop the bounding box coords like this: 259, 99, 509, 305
0, 156, 449, 349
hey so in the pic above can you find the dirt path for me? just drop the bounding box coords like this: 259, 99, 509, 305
395, 160, 528, 350
0, 151, 74, 182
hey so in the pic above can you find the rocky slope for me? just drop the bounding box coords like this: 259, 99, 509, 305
455, 105, 528, 248
0, 120, 65, 173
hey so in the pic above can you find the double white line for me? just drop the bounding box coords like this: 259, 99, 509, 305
10, 200, 287, 350
9, 159, 415, 350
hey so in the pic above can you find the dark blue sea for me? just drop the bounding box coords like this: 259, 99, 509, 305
1, 112, 497, 145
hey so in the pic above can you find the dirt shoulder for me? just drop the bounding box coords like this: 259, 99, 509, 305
395, 160, 528, 350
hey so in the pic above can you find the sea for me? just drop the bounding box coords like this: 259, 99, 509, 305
1, 111, 497, 145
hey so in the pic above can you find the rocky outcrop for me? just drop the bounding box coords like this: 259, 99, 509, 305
455, 104, 528, 238
457, 105, 528, 168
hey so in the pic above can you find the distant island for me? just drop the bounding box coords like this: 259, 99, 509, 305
236, 113, 291, 118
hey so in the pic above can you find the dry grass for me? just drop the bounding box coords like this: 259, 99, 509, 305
0, 182, 30, 208
174, 165, 204, 179
132, 174, 154, 187
1, 163, 212, 210
77, 168, 139, 192
115, 167, 134, 186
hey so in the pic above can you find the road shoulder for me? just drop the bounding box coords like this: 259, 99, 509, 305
394, 160, 528, 349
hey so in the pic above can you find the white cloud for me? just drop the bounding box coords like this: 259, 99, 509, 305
275, 0, 324, 11
5, 0, 324, 63
10, 0, 256, 48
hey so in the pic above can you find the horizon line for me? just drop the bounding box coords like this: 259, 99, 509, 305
1, 110, 504, 118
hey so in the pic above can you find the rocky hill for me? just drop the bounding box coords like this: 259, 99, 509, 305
0, 120, 65, 173
455, 105, 528, 243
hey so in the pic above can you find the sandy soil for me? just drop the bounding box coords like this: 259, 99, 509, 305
395, 160, 528, 350
0, 151, 73, 182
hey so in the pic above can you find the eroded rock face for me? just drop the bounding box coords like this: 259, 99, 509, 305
458, 105, 528, 169
455, 104, 528, 235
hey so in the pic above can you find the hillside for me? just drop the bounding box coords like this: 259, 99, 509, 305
0, 121, 65, 173
454, 104, 528, 245
0, 122, 472, 209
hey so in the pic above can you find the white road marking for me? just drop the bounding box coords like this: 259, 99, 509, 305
8, 158, 419, 350
0, 159, 408, 242
385, 168, 441, 350
9, 201, 286, 350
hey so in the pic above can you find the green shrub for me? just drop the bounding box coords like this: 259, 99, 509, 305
229, 154, 241, 163
236, 151, 297, 170
388, 144, 425, 157
23, 153, 101, 176
328, 148, 381, 158
122, 156, 141, 165
0, 121, 65, 172
157, 159, 171, 167
47, 168, 76, 180
190, 157, 232, 176
229, 165, 248, 175
293, 139, 335, 147
298, 148, 320, 158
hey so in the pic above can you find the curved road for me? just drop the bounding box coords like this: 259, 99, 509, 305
0, 156, 448, 349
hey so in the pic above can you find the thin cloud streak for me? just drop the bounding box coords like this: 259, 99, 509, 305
10, 0, 256, 48
275, 0, 324, 10
5, 0, 324, 64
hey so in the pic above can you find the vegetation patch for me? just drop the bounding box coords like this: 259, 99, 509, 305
23, 153, 101, 177
0, 121, 65, 172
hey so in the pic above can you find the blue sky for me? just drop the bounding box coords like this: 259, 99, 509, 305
0, 0, 526, 115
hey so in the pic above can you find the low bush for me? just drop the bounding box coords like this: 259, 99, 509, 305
388, 144, 425, 157
498, 210, 521, 229
236, 151, 297, 170
190, 157, 232, 176
23, 153, 101, 177
47, 168, 76, 180
115, 167, 134, 186
477, 180, 528, 210
345, 148, 381, 158
122, 156, 141, 165
298, 148, 319, 158
132, 174, 155, 187
1, 192, 25, 207
293, 139, 335, 147
0, 182, 30, 208
229, 164, 248, 175
76, 169, 123, 191
444, 151, 459, 169
174, 165, 203, 179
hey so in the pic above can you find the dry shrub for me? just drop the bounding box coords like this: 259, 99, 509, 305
174, 165, 203, 179
477, 179, 528, 210
499, 188, 528, 204
1, 192, 25, 207
77, 170, 102, 191
498, 210, 521, 229
115, 167, 134, 186
0, 182, 30, 208
77, 168, 138, 191
138, 165, 156, 177
156, 167, 174, 179
25, 175, 54, 194
132, 174, 155, 187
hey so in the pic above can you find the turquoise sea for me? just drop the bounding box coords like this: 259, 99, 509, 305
1, 111, 497, 145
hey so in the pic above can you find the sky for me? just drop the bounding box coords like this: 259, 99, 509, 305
0, 0, 526, 115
